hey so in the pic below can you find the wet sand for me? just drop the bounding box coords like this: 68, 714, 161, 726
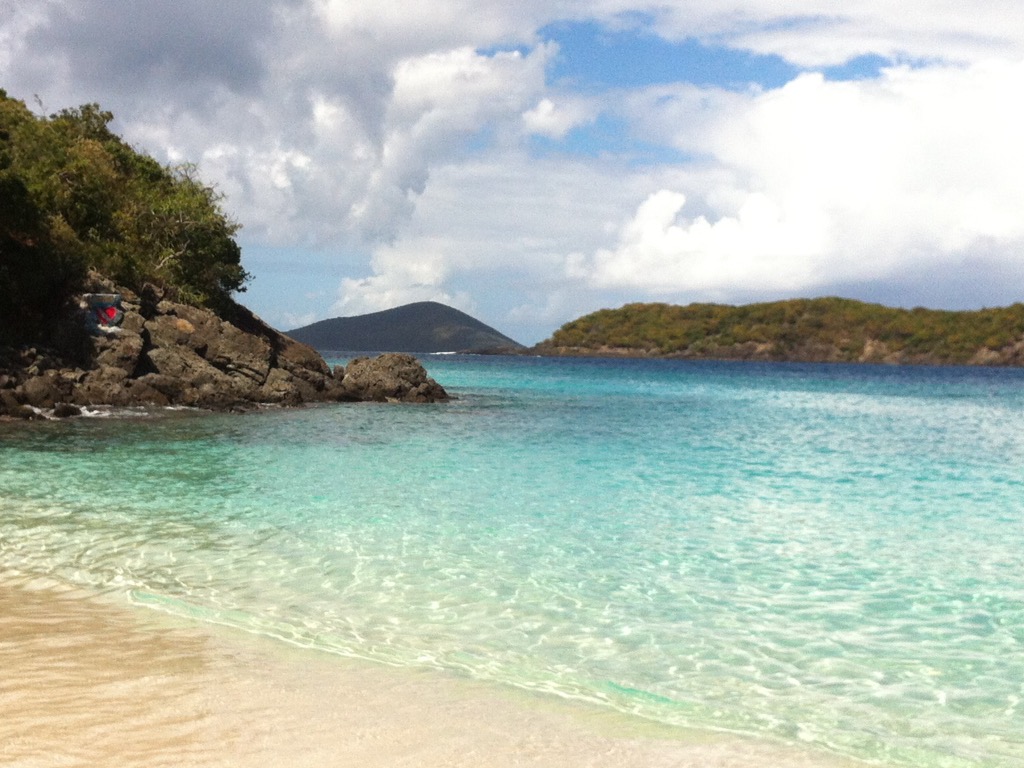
1, 578, 857, 768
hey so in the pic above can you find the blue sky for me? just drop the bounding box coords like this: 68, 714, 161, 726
541, 20, 800, 90
3, 2, 1024, 344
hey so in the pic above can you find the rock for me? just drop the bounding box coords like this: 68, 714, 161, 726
72, 365, 132, 406
19, 370, 69, 409
256, 368, 305, 405
146, 345, 220, 386
205, 320, 272, 386
4, 275, 449, 413
83, 271, 117, 293
0, 389, 22, 412
52, 402, 83, 418
139, 284, 164, 319
145, 313, 200, 350
94, 330, 145, 374
340, 353, 449, 403
133, 373, 187, 401
7, 404, 43, 420
192, 382, 246, 411
119, 309, 147, 335
125, 378, 171, 407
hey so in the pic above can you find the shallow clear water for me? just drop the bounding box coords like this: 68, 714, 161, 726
2, 356, 1023, 767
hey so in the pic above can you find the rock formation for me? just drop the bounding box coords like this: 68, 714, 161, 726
0, 276, 448, 419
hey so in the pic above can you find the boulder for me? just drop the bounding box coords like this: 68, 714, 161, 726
73, 366, 132, 406
125, 378, 171, 407
205, 321, 272, 385
145, 345, 228, 388
0, 389, 22, 412
133, 373, 187, 401
340, 353, 449, 403
19, 370, 68, 409
145, 313, 202, 351
7, 404, 44, 420
52, 403, 83, 418
94, 330, 145, 375
256, 367, 303, 405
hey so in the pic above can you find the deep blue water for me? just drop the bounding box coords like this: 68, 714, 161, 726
2, 355, 1022, 767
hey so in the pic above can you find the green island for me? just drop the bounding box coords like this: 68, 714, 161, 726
535, 298, 1024, 366
0, 91, 446, 416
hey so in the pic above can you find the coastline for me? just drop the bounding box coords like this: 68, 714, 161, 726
1, 577, 858, 768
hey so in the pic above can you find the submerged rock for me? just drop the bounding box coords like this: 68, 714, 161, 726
52, 403, 83, 419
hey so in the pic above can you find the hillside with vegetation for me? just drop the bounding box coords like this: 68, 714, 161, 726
535, 298, 1024, 366
288, 301, 524, 353
0, 89, 247, 348
0, 91, 447, 416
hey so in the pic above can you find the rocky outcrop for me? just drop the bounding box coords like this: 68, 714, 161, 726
339, 354, 450, 402
0, 277, 448, 419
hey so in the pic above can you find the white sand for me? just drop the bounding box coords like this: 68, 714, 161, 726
0, 578, 859, 768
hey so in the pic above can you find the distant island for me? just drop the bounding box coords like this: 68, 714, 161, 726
533, 298, 1024, 366
288, 302, 524, 353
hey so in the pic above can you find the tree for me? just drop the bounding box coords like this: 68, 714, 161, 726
0, 89, 249, 345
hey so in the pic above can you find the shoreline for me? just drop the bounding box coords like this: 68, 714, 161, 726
1, 576, 858, 768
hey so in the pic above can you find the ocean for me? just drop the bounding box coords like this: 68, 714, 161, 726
1, 355, 1022, 767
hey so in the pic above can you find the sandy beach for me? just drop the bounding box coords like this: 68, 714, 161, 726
0, 577, 856, 768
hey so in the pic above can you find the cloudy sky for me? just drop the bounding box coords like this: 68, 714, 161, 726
3, 1, 1024, 343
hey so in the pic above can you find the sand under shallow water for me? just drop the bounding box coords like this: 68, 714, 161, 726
0, 578, 858, 768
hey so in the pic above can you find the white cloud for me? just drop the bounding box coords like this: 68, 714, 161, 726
331, 148, 672, 339
578, 59, 1024, 297
332, 241, 468, 317
3, 1, 1024, 341
575, 189, 827, 292
521, 97, 596, 138
347, 44, 553, 238
633, 1, 1024, 67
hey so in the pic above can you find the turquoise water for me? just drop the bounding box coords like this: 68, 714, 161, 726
2, 355, 1023, 766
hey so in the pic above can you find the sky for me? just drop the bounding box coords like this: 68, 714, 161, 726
3, 2, 1024, 344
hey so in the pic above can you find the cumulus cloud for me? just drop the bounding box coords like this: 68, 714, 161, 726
3, 0, 555, 245
577, 60, 1024, 298
333, 148, 650, 334
573, 189, 827, 292
521, 97, 596, 138
3, 0, 1024, 340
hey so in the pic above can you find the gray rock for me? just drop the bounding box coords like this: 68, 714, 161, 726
256, 368, 304, 405
125, 379, 171, 407
340, 353, 449, 403
145, 346, 233, 390
5, 276, 449, 413
145, 313, 200, 351
73, 366, 133, 406
94, 330, 144, 374
205, 321, 272, 385
133, 373, 187, 401
120, 309, 147, 335
20, 370, 69, 409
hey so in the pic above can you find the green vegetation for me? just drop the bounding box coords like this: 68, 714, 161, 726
540, 298, 1024, 365
0, 90, 247, 346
